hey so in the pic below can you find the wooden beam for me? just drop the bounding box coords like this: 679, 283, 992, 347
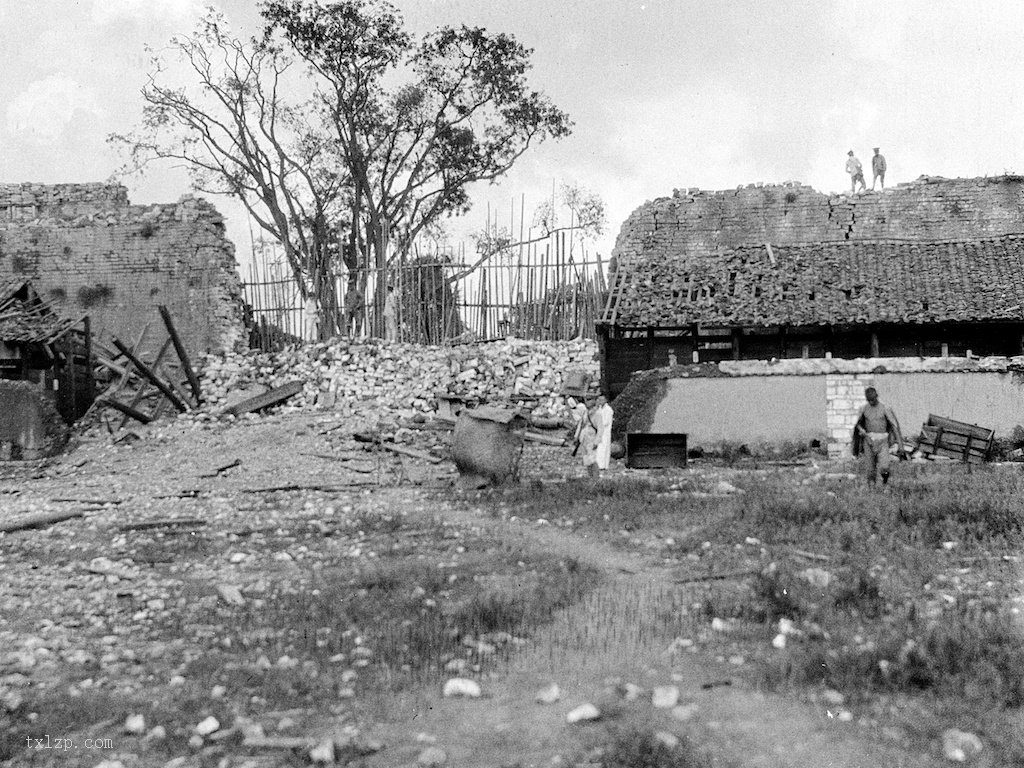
870, 329, 880, 357
731, 328, 741, 360
158, 305, 202, 404
221, 380, 304, 416
111, 336, 189, 413
98, 396, 153, 424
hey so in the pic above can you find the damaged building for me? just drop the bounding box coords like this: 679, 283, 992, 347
0, 183, 247, 363
600, 175, 1024, 455
0, 183, 247, 457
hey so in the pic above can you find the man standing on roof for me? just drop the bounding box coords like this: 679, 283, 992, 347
846, 150, 867, 194
871, 147, 887, 191
852, 386, 906, 485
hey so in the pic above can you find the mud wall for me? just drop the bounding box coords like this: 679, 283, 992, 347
0, 183, 245, 360
642, 357, 1024, 456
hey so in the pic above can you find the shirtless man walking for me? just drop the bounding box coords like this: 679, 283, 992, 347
852, 387, 906, 485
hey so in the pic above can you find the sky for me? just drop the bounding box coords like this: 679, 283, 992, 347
3, 0, 1024, 264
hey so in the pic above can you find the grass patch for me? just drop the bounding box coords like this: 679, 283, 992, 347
584, 727, 716, 768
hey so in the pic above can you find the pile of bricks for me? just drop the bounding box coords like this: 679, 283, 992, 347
198, 337, 599, 423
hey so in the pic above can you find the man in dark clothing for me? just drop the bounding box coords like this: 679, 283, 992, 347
852, 387, 906, 484
872, 147, 887, 190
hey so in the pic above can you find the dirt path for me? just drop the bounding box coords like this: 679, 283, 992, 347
361, 494, 933, 768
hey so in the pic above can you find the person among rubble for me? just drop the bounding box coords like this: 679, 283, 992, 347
591, 394, 614, 472
383, 285, 398, 342
851, 387, 906, 485
343, 283, 363, 337
572, 400, 600, 477
871, 147, 887, 190
846, 150, 867, 194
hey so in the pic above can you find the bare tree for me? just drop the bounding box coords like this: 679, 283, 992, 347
262, 0, 573, 333
109, 10, 349, 336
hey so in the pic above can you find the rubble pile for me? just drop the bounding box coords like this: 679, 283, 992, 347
199, 337, 599, 422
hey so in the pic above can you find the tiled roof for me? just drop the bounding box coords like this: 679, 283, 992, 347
603, 236, 1024, 327
0, 281, 76, 344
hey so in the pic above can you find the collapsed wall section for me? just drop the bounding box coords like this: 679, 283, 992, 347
0, 183, 246, 361
612, 175, 1024, 265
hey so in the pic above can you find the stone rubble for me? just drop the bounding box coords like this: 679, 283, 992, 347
197, 337, 600, 424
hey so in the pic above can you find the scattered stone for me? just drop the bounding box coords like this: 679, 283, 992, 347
619, 683, 644, 701
821, 689, 845, 706
837, 710, 853, 722
92, 761, 127, 768
442, 678, 482, 698
309, 738, 336, 764
229, 552, 248, 564
194, 716, 220, 736
798, 568, 832, 588
713, 480, 743, 494
941, 729, 983, 762
651, 685, 680, 709
187, 733, 204, 749
418, 746, 448, 766
771, 633, 787, 649
534, 682, 561, 704
145, 726, 167, 742
216, 585, 246, 606
124, 713, 146, 735
654, 731, 680, 750
566, 703, 601, 723
671, 703, 700, 722
169, 674, 186, 687
211, 684, 226, 699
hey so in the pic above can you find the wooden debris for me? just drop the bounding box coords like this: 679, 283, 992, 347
158, 304, 202, 404
241, 483, 375, 494
111, 336, 190, 413
221, 380, 304, 417
51, 497, 123, 505
381, 443, 444, 464
701, 679, 733, 690
98, 397, 152, 424
243, 735, 319, 750
521, 430, 567, 446
673, 570, 758, 584
118, 518, 207, 532
0, 510, 84, 533
199, 458, 241, 478
216, 584, 246, 607
790, 548, 829, 562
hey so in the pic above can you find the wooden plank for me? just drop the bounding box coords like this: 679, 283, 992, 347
381, 443, 444, 463
926, 414, 993, 441
98, 397, 153, 424
158, 304, 203, 404
221, 380, 304, 416
0, 510, 84, 533
111, 336, 189, 413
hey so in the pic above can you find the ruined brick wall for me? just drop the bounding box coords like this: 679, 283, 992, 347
0, 183, 245, 360
612, 175, 1024, 264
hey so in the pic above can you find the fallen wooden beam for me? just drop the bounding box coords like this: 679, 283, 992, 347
243, 736, 318, 750
221, 380, 304, 417
673, 570, 758, 584
51, 497, 123, 505
158, 304, 203, 404
198, 458, 242, 478
111, 336, 190, 413
0, 510, 84, 533
521, 431, 567, 446
241, 483, 375, 493
118, 518, 207, 532
381, 443, 444, 464
97, 397, 152, 425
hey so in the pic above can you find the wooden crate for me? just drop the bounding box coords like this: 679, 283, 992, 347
626, 432, 688, 469
915, 414, 994, 465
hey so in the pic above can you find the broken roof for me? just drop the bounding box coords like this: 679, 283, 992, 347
0, 281, 78, 344
602, 236, 1024, 328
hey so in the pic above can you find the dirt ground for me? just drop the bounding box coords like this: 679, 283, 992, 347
0, 413, 1011, 767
